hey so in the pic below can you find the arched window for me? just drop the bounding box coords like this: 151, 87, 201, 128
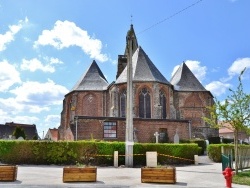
139, 88, 151, 118
120, 90, 126, 117
159, 90, 167, 119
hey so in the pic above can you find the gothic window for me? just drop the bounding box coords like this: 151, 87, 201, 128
120, 90, 126, 117
103, 121, 117, 138
159, 90, 167, 119
139, 88, 151, 118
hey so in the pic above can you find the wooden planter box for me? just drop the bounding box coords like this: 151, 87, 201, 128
63, 166, 97, 182
141, 166, 176, 184
0, 165, 18, 181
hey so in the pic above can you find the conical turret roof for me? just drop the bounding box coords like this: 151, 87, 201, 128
71, 60, 109, 91
170, 62, 207, 91
116, 46, 170, 84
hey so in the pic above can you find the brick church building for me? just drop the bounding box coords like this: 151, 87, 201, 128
58, 25, 218, 142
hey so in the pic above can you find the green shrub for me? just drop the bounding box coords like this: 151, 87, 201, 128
0, 140, 199, 166
207, 144, 248, 162
208, 137, 220, 144
180, 139, 206, 155
133, 143, 199, 166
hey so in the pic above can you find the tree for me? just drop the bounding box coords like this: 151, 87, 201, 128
12, 126, 26, 140
203, 68, 250, 174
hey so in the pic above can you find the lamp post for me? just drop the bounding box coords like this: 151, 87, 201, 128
125, 27, 134, 167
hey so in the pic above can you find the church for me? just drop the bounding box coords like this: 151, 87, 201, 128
58, 25, 218, 142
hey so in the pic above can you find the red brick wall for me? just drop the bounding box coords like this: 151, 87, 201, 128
175, 91, 214, 128
72, 117, 190, 143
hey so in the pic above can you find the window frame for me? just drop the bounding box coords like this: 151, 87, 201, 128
103, 121, 117, 138
159, 90, 167, 119
119, 90, 126, 117
139, 88, 151, 118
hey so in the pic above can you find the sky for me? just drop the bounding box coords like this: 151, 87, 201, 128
0, 0, 250, 138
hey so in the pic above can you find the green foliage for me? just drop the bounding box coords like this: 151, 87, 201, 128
12, 126, 26, 139
207, 144, 230, 162
203, 69, 250, 173
45, 142, 77, 164
0, 141, 199, 165
134, 143, 199, 166
32, 134, 39, 140
180, 139, 206, 155
0, 141, 34, 164
233, 170, 250, 186
208, 137, 221, 144
0, 140, 15, 162
207, 144, 250, 162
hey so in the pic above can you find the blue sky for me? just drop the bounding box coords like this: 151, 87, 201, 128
0, 0, 250, 138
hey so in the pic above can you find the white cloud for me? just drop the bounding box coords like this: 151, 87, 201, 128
0, 60, 21, 92
49, 57, 64, 65
0, 79, 68, 122
45, 115, 60, 123
10, 79, 69, 106
0, 97, 50, 115
172, 60, 207, 82
9, 116, 39, 124
205, 81, 231, 97
21, 58, 55, 73
44, 115, 60, 128
34, 20, 108, 62
228, 58, 250, 77
0, 18, 28, 51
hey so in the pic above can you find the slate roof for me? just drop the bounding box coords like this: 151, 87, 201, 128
170, 62, 207, 91
0, 122, 39, 140
71, 60, 109, 91
116, 46, 170, 85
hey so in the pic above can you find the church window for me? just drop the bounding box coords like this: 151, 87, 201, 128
159, 90, 167, 119
103, 122, 117, 138
139, 88, 151, 118
120, 90, 126, 117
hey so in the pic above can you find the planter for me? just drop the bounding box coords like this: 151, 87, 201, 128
141, 166, 176, 184
63, 166, 97, 182
0, 165, 18, 181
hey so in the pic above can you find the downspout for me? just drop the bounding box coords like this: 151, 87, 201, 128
189, 120, 192, 139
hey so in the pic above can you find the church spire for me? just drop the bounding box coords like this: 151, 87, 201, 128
124, 24, 138, 56
116, 25, 139, 79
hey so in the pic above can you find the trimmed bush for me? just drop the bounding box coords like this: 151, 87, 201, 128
207, 144, 250, 162
180, 139, 206, 155
0, 140, 199, 166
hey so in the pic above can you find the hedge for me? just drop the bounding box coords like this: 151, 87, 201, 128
207, 144, 250, 162
180, 139, 206, 155
0, 140, 199, 166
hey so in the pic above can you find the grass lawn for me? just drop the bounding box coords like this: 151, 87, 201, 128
233, 170, 250, 186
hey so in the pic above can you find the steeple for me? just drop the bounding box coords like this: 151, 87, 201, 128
124, 24, 138, 56
116, 25, 139, 79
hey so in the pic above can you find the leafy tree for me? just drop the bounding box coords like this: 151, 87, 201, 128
203, 68, 250, 174
12, 126, 26, 140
